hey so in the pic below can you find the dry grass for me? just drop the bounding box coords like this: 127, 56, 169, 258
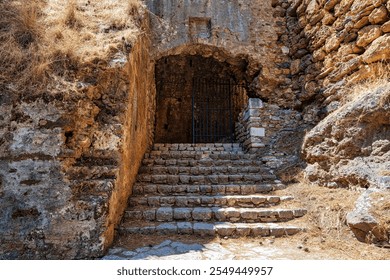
0, 0, 142, 95
0, 1, 47, 93
43, 0, 143, 64
275, 182, 389, 259
345, 62, 390, 103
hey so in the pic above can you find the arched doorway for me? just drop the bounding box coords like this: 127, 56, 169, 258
154, 53, 248, 143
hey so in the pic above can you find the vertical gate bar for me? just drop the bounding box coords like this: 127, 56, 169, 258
221, 81, 224, 141
205, 79, 208, 143
192, 77, 195, 144
212, 81, 216, 143
229, 80, 233, 143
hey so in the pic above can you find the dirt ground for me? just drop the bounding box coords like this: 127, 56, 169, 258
114, 183, 390, 260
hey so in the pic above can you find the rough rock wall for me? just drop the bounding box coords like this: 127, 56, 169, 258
284, 0, 390, 188
0, 18, 155, 259
303, 83, 390, 188
286, 0, 390, 245
286, 0, 390, 110
146, 0, 297, 107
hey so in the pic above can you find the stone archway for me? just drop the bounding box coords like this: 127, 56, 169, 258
154, 51, 249, 143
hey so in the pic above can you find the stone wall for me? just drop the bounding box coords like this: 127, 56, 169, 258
0, 15, 155, 259
284, 0, 390, 111
236, 98, 309, 179
146, 0, 297, 107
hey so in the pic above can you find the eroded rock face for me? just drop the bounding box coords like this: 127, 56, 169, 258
303, 83, 390, 189
347, 188, 390, 245
0, 18, 156, 259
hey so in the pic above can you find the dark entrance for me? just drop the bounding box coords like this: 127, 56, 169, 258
192, 78, 244, 143
154, 54, 248, 143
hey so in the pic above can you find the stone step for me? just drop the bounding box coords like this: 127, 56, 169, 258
136, 174, 276, 184
119, 221, 305, 237
133, 183, 286, 195
124, 207, 307, 223
145, 151, 253, 160
152, 143, 242, 152
142, 158, 271, 167
129, 194, 294, 208
138, 165, 272, 175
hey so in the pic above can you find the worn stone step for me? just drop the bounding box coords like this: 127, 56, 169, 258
138, 165, 272, 175
142, 158, 270, 167
119, 221, 305, 237
152, 143, 242, 152
136, 174, 277, 184
129, 194, 294, 208
133, 183, 286, 195
124, 207, 307, 223
145, 151, 254, 160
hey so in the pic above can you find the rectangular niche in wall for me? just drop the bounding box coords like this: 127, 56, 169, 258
189, 17, 212, 41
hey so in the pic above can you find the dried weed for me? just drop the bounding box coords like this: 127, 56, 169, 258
1, 0, 142, 95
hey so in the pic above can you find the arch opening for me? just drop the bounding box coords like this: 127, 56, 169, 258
154, 53, 249, 143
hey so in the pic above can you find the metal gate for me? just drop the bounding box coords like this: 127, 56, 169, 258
192, 78, 239, 143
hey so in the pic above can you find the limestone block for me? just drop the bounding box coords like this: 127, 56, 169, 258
369, 6, 388, 25
177, 222, 193, 234
192, 208, 212, 221
156, 207, 173, 222
325, 34, 341, 53
235, 226, 251, 237
173, 208, 192, 220
251, 227, 270, 236
328, 56, 362, 82
354, 16, 370, 29
334, 0, 353, 17
313, 48, 326, 62
156, 223, 177, 234
143, 210, 156, 221
215, 224, 235, 236
248, 98, 263, 109
306, 0, 319, 17
381, 21, 390, 33
290, 59, 301, 75
362, 34, 390, 63
324, 0, 339, 11
250, 127, 265, 137
356, 25, 382, 47
193, 222, 215, 236
322, 11, 336, 25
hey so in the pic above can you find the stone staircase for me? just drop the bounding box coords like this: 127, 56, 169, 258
118, 143, 306, 237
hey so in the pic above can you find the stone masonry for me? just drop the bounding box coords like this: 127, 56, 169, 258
118, 143, 307, 237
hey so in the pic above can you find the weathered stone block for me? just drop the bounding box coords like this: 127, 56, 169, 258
177, 222, 193, 234
192, 208, 212, 221
173, 208, 192, 220
143, 210, 156, 221
156, 207, 173, 222
248, 98, 263, 109
356, 25, 382, 47
193, 223, 215, 236
369, 6, 388, 25
215, 224, 235, 236
250, 127, 265, 137
156, 223, 177, 235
